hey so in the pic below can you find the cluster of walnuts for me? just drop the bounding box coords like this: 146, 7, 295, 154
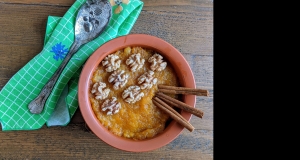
91, 47, 167, 115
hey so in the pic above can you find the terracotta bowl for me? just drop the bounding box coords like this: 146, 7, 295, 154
78, 34, 196, 152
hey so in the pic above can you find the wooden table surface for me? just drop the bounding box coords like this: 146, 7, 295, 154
0, 0, 213, 159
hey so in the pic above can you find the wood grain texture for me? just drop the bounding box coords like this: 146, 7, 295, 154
0, 0, 213, 159
0, 124, 213, 159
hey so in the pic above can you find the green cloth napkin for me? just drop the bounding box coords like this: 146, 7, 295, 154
0, 0, 143, 131
44, 16, 81, 127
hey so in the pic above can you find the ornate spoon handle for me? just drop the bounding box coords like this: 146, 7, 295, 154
28, 41, 82, 114
28, 0, 112, 114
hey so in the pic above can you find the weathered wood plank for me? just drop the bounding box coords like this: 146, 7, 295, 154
0, 124, 213, 159
130, 11, 213, 56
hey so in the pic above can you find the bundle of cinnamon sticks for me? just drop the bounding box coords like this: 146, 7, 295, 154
152, 85, 209, 132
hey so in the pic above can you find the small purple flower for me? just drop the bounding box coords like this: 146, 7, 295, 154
50, 42, 69, 61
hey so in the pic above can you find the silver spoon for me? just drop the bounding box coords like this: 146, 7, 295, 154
28, 0, 112, 114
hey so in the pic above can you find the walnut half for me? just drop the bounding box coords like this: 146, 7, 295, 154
126, 53, 145, 72
122, 85, 144, 103
101, 97, 121, 115
108, 70, 129, 90
102, 53, 121, 72
91, 82, 110, 100
137, 71, 157, 90
148, 53, 167, 71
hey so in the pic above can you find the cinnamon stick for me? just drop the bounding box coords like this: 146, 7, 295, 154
153, 97, 194, 132
156, 92, 204, 118
158, 85, 209, 96
154, 97, 194, 131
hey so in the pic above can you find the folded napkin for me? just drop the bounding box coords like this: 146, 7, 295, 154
0, 0, 143, 131
43, 16, 81, 127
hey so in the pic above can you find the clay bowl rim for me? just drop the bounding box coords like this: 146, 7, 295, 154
78, 34, 196, 152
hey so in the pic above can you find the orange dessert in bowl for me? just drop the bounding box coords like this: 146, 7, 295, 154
90, 46, 179, 140
78, 34, 196, 152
